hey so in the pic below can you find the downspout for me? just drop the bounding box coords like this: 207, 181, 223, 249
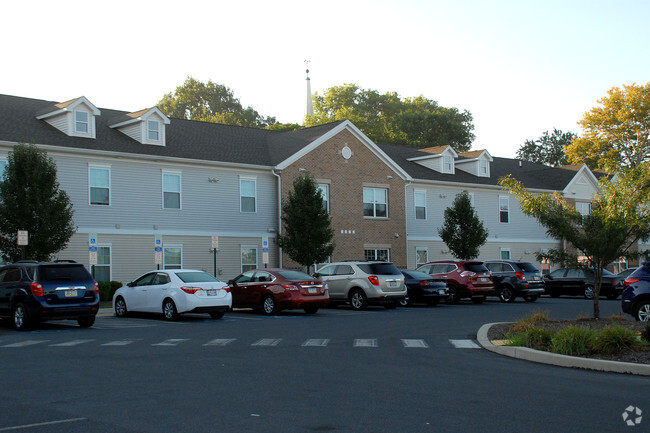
404, 180, 411, 268
272, 169, 283, 268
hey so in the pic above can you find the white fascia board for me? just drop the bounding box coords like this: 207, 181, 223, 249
275, 120, 412, 181
406, 154, 442, 162
109, 118, 139, 129
408, 178, 555, 194
141, 107, 171, 124
76, 226, 276, 238
406, 234, 560, 244
35, 109, 66, 120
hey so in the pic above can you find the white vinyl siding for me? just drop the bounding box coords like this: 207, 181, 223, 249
162, 172, 181, 209
89, 166, 110, 206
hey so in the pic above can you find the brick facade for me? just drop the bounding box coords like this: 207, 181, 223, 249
280, 129, 408, 268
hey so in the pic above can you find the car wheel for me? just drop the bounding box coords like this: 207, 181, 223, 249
523, 296, 538, 303
446, 287, 460, 304
399, 291, 412, 307
471, 296, 486, 304
499, 286, 515, 303
114, 296, 128, 317
303, 306, 318, 314
12, 302, 33, 331
427, 299, 440, 307
77, 316, 95, 328
209, 311, 225, 319
262, 295, 278, 315
635, 301, 650, 322
349, 289, 368, 310
163, 299, 179, 321
583, 285, 595, 299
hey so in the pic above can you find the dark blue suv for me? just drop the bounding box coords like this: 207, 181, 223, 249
621, 262, 650, 321
0, 261, 99, 330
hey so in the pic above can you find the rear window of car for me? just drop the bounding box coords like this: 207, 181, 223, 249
278, 270, 313, 280
515, 262, 539, 273
176, 271, 221, 283
402, 270, 432, 280
357, 263, 401, 275
38, 265, 93, 281
464, 263, 489, 273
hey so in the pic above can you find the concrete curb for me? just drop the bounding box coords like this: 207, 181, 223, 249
477, 322, 650, 376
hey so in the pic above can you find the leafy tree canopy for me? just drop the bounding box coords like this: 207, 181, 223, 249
516, 128, 575, 167
566, 82, 650, 172
499, 164, 650, 318
438, 191, 488, 260
0, 144, 76, 261
158, 77, 276, 128
305, 84, 475, 152
277, 175, 334, 269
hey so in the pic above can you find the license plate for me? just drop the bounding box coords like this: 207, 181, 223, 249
480, 277, 488, 282
438, 289, 446, 295
308, 288, 317, 294
207, 289, 217, 296
65, 290, 77, 297
388, 281, 398, 287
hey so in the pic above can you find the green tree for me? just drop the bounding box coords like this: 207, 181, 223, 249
0, 144, 76, 261
566, 82, 650, 172
305, 84, 474, 151
277, 175, 334, 270
158, 76, 276, 128
516, 128, 575, 167
499, 164, 650, 318
438, 191, 488, 259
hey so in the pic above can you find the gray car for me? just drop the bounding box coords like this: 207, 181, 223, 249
314, 261, 406, 310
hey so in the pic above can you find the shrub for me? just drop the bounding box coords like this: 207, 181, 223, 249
511, 310, 551, 333
593, 326, 641, 354
98, 281, 123, 302
551, 326, 595, 356
506, 327, 554, 350
642, 324, 650, 343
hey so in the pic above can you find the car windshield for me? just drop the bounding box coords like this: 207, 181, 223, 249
39, 265, 93, 281
176, 271, 221, 283
358, 263, 401, 275
278, 270, 314, 280
516, 262, 539, 272
464, 263, 489, 273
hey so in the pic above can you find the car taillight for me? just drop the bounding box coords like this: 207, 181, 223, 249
283, 285, 299, 291
624, 278, 639, 287
515, 272, 526, 281
223, 286, 231, 293
30, 282, 44, 297
181, 286, 201, 294
419, 280, 430, 287
368, 276, 380, 286
94, 281, 99, 295
460, 271, 476, 278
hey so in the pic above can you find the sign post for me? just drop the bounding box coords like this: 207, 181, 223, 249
89, 233, 98, 267
17, 230, 28, 260
211, 236, 219, 277
262, 236, 269, 268
154, 235, 163, 270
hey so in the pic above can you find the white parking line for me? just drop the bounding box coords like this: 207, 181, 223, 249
251, 338, 282, 346
102, 340, 138, 346
402, 339, 429, 348
302, 339, 330, 347
0, 417, 87, 431
49, 339, 95, 347
2, 340, 49, 348
152, 339, 189, 346
449, 339, 481, 349
204, 338, 237, 346
354, 339, 378, 347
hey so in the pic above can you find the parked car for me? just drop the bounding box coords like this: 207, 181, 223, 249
228, 268, 329, 314
616, 267, 639, 280
314, 261, 406, 310
113, 269, 231, 320
398, 269, 448, 306
0, 260, 99, 330
543, 267, 623, 299
483, 260, 545, 303
621, 262, 650, 321
416, 260, 494, 304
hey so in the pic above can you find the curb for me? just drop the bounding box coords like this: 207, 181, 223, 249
477, 322, 650, 376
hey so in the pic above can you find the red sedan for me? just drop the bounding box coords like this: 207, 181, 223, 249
228, 268, 329, 315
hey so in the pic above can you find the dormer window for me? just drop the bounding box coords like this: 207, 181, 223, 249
479, 159, 488, 176
443, 155, 453, 173
75, 110, 89, 133
148, 120, 160, 141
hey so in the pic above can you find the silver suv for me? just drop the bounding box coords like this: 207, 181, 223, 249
314, 261, 406, 310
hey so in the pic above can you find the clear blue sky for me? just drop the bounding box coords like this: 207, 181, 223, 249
2, 0, 648, 158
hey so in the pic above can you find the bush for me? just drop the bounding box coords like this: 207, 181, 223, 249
551, 326, 595, 356
593, 326, 641, 354
506, 327, 554, 350
641, 324, 650, 343
510, 310, 551, 333
98, 281, 123, 302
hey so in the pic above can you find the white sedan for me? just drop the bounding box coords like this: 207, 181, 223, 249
112, 269, 232, 320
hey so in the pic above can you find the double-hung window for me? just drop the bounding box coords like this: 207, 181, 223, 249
148, 120, 160, 141
162, 172, 181, 209
443, 155, 453, 173
75, 110, 89, 133
479, 159, 488, 176
164, 246, 182, 269
89, 166, 110, 206
499, 196, 509, 223
363, 187, 387, 218
500, 248, 511, 260
240, 178, 256, 213
91, 245, 112, 282
576, 202, 591, 217
414, 190, 426, 220
416, 248, 428, 267
318, 183, 330, 213
241, 246, 258, 272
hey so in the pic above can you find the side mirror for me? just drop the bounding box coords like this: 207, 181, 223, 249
227, 279, 235, 286
127, 282, 135, 287
313, 273, 321, 278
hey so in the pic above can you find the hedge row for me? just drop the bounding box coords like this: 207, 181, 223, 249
98, 281, 123, 302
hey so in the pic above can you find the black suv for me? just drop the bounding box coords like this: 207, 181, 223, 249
484, 260, 545, 303
0, 261, 99, 330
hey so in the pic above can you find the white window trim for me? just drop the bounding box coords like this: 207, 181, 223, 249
241, 245, 258, 272
364, 248, 390, 261
162, 171, 182, 210
479, 159, 489, 177
92, 243, 113, 281
88, 165, 111, 206
414, 190, 427, 220
163, 244, 183, 270
416, 247, 428, 267
499, 195, 510, 224
500, 248, 511, 260
363, 187, 388, 219
576, 202, 591, 216
74, 110, 89, 134
443, 155, 453, 173
147, 119, 161, 142
240, 177, 257, 213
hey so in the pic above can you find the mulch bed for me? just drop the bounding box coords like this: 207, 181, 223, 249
487, 318, 650, 364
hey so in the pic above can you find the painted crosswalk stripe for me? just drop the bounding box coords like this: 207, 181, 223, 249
2, 340, 49, 347
251, 338, 282, 346
152, 339, 189, 346
449, 339, 481, 349
302, 339, 330, 347
204, 338, 237, 346
354, 339, 378, 347
401, 339, 429, 348
102, 340, 137, 346
50, 339, 95, 347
